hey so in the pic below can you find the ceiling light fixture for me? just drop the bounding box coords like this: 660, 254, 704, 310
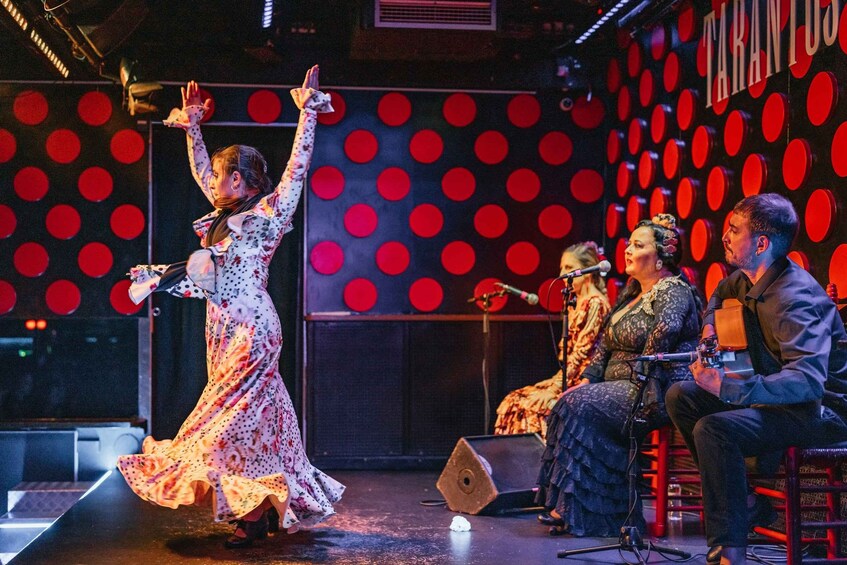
1, 0, 29, 30
574, 0, 636, 45
261, 0, 273, 29
29, 28, 69, 77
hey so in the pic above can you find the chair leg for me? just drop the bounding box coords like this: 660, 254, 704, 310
654, 426, 670, 538
826, 465, 840, 560
784, 447, 802, 565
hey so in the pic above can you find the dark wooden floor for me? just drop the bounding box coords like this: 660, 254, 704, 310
13, 469, 785, 565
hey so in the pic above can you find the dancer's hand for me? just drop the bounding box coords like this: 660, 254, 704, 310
302, 65, 319, 91
181, 80, 212, 113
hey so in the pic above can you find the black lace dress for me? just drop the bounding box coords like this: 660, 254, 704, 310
535, 275, 701, 537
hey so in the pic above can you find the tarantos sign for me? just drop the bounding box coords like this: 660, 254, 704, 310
703, 0, 841, 107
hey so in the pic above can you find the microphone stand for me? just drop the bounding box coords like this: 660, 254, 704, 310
559, 276, 577, 381
468, 289, 507, 434
555, 367, 690, 563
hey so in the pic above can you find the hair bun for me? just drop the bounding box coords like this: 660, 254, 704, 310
652, 213, 677, 230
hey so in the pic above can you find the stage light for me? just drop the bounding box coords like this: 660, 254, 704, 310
36, 319, 47, 330
29, 28, 69, 77
24, 319, 36, 330
119, 57, 162, 116
1, 0, 28, 30
262, 0, 273, 29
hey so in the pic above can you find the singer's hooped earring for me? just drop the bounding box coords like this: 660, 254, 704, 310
655, 260, 663, 271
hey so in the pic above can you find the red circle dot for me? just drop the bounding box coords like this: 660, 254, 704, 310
664, 52, 681, 92
707, 167, 729, 211
691, 126, 714, 169
310, 166, 345, 199
194, 88, 215, 123
46, 129, 81, 164
570, 169, 604, 203
46, 204, 81, 239
617, 162, 635, 198
607, 129, 623, 163
378, 167, 411, 201
626, 196, 646, 231
410, 129, 444, 164
651, 104, 669, 144
110, 204, 145, 240
410, 204, 444, 238
345, 130, 379, 164
0, 280, 15, 315
639, 70, 655, 107
538, 205, 573, 239
344, 278, 378, 312
742, 154, 767, 196
474, 130, 508, 164
310, 241, 345, 275
507, 94, 541, 128
724, 110, 748, 157
788, 250, 810, 270
0, 129, 16, 163
409, 278, 443, 312
650, 187, 670, 217
616, 238, 628, 274
537, 278, 565, 312
506, 168, 539, 202
607, 204, 625, 238
690, 219, 713, 262
782, 138, 811, 190
763, 93, 788, 143
110, 280, 143, 315
441, 241, 475, 275
247, 90, 282, 123
607, 58, 622, 93
78, 91, 112, 126
833, 122, 847, 177
706, 263, 728, 298
651, 25, 669, 60
805, 189, 836, 243
344, 204, 378, 237
663, 139, 684, 179
697, 34, 710, 77
472, 278, 508, 312
678, 89, 698, 131
317, 91, 346, 125
14, 166, 49, 201
376, 241, 411, 275
78, 167, 113, 201
441, 167, 476, 201
571, 96, 605, 129
14, 90, 48, 125
829, 244, 847, 297
808, 71, 838, 126
617, 86, 632, 121
46, 280, 81, 315
474, 204, 508, 238
110, 129, 145, 164
678, 1, 698, 42
638, 151, 657, 189
791, 26, 813, 79
840, 7, 847, 55
0, 205, 16, 238
78, 242, 113, 277
443, 93, 477, 127
723, 210, 734, 238
628, 118, 645, 155
506, 242, 540, 275
378, 92, 412, 126
748, 52, 768, 99
14, 242, 48, 277
676, 178, 699, 219
627, 41, 643, 77
538, 132, 572, 165
711, 76, 729, 115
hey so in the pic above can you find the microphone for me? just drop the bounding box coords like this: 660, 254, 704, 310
558, 260, 612, 279
495, 282, 540, 306
634, 351, 699, 363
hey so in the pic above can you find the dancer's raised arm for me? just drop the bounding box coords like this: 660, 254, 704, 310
163, 80, 216, 204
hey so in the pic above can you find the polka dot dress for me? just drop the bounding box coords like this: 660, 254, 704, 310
118, 89, 344, 530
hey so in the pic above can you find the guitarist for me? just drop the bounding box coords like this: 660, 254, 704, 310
666, 193, 847, 565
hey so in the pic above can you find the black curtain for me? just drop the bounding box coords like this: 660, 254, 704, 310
149, 125, 302, 439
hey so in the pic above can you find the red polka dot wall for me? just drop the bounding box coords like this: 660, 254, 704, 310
307, 89, 607, 314
600, 0, 847, 300
0, 86, 148, 317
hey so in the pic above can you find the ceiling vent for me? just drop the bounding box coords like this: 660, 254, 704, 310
375, 0, 496, 30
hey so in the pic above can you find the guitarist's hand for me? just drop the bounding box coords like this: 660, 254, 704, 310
690, 358, 724, 397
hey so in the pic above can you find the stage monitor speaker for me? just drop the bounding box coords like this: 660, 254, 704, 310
436, 433, 544, 515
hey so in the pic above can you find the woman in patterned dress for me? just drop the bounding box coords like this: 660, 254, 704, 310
536, 214, 702, 537
494, 241, 610, 439
117, 66, 344, 549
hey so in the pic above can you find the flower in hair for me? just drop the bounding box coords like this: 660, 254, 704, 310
652, 213, 677, 230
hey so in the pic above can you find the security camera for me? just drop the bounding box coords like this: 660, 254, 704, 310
560, 97, 574, 112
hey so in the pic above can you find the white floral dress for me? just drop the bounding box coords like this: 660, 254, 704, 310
117, 88, 344, 531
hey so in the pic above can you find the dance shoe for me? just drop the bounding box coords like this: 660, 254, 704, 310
706, 545, 722, 564
224, 513, 269, 549
267, 506, 280, 533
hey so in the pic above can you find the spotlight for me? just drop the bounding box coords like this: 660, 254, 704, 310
119, 58, 162, 115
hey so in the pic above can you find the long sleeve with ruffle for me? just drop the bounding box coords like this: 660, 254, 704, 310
563, 295, 611, 388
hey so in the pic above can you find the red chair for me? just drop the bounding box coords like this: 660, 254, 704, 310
753, 443, 847, 564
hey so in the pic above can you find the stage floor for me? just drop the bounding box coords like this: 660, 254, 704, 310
13, 469, 771, 564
